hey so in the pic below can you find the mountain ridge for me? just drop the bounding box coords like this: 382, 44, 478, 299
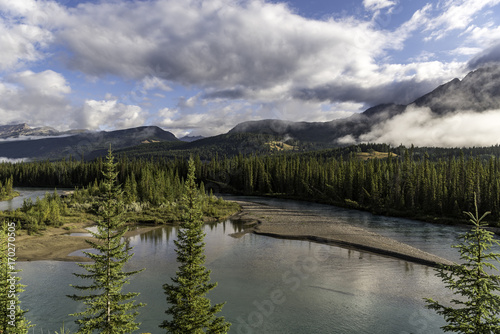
228, 64, 500, 144
2, 64, 500, 160
0, 126, 178, 160
0, 123, 86, 139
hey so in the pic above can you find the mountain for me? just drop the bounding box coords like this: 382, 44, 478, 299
0, 123, 85, 139
228, 64, 500, 144
3, 65, 500, 161
414, 65, 500, 113
228, 103, 406, 144
117, 132, 285, 160
179, 135, 205, 142
0, 126, 178, 160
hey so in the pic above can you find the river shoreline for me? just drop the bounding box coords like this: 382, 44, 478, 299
15, 222, 166, 262
231, 200, 454, 267
16, 199, 454, 266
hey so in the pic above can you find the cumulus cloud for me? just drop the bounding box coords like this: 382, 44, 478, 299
0, 68, 148, 132
363, 0, 396, 12
59, 1, 382, 84
0, 18, 52, 71
1, 0, 498, 135
79, 99, 147, 131
0, 0, 57, 71
156, 98, 356, 137
358, 106, 500, 147
51, 0, 436, 105
468, 42, 500, 69
423, 0, 500, 41
9, 70, 71, 96
0, 70, 73, 128
0, 70, 147, 132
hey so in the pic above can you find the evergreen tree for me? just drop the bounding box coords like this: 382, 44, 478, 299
160, 157, 230, 333
68, 149, 144, 334
0, 224, 31, 333
425, 197, 500, 333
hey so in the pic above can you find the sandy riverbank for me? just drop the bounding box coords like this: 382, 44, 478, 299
15, 222, 163, 262
231, 200, 454, 267
15, 199, 454, 266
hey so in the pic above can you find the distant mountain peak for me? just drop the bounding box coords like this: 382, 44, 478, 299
227, 64, 500, 145
180, 135, 205, 142
0, 123, 31, 138
413, 64, 500, 114
0, 125, 179, 160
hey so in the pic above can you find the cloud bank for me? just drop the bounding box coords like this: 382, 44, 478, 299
358, 106, 500, 147
55, 0, 397, 102
0, 0, 499, 136
9, 0, 465, 106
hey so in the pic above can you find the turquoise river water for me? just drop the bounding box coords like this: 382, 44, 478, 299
4, 190, 492, 333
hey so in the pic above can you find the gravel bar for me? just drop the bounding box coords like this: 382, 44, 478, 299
231, 200, 454, 268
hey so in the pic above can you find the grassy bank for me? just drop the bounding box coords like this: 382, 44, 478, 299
0, 190, 240, 236
0, 191, 20, 202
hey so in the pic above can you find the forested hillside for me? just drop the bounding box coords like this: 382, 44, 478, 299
195, 150, 499, 224
0, 156, 238, 233
2, 145, 500, 225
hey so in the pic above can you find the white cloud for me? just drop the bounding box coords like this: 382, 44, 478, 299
79, 100, 146, 131
0, 19, 52, 71
156, 104, 249, 137
464, 24, 500, 46
293, 61, 466, 106
359, 106, 500, 147
0, 0, 60, 71
392, 3, 432, 43
450, 46, 483, 57
424, 0, 500, 41
156, 97, 358, 137
178, 95, 200, 109
9, 70, 71, 96
141, 76, 172, 92
363, 0, 396, 12
0, 70, 73, 128
52, 0, 394, 104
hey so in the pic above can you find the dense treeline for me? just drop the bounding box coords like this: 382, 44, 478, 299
3, 145, 500, 225
116, 132, 305, 160
0, 176, 14, 201
195, 150, 500, 224
0, 157, 183, 189
0, 157, 238, 234
0, 154, 231, 334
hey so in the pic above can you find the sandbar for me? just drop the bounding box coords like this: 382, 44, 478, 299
231, 200, 454, 267
15, 199, 454, 266
15, 222, 163, 262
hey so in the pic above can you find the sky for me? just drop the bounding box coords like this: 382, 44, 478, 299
1, 0, 500, 138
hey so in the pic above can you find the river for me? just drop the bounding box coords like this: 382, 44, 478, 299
7, 191, 483, 333
0, 188, 64, 212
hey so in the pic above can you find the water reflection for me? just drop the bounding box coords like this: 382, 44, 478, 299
138, 225, 175, 244
222, 195, 498, 263
0, 187, 62, 211
16, 197, 461, 333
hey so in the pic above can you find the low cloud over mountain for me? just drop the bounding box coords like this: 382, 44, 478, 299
232, 64, 500, 148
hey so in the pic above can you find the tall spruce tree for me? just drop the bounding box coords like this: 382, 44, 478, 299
160, 157, 230, 333
0, 225, 31, 333
425, 196, 500, 333
68, 149, 144, 334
